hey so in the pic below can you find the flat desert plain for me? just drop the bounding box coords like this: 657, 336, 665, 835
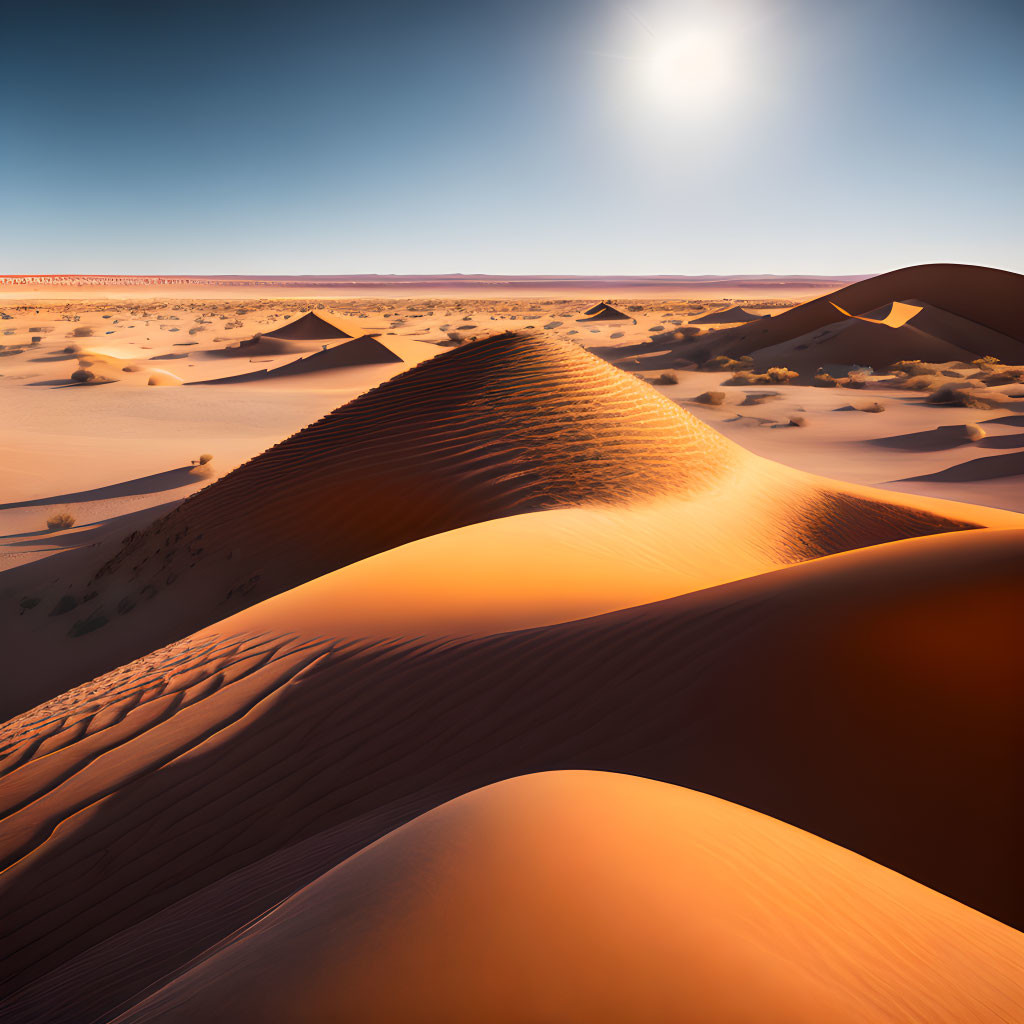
1, 264, 1023, 1023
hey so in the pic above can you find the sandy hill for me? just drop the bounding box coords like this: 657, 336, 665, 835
109, 773, 1024, 1024
690, 305, 768, 324
684, 264, 1024, 365
3, 331, 1012, 716
577, 301, 633, 322
196, 336, 404, 384
1, 526, 1022, 1022
259, 311, 363, 341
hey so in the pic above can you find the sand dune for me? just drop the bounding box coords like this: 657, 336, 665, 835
2, 525, 1023, 1018
577, 301, 633, 322
108, 772, 1024, 1024
195, 336, 403, 384
690, 304, 768, 324
691, 264, 1024, 365
258, 311, 370, 341
4, 331, 1016, 716
749, 308, 981, 374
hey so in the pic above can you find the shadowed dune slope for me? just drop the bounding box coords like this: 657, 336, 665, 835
749, 315, 979, 373
692, 264, 1024, 363
113, 773, 1024, 1024
7, 330, 1005, 717
1, 526, 1023, 1017
195, 336, 403, 384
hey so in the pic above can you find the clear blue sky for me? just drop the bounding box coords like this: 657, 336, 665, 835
3, 0, 1021, 274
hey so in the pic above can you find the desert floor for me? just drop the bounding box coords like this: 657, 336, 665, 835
1, 289, 1021, 567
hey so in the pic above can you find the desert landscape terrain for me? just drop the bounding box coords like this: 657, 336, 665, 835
0, 263, 1022, 1021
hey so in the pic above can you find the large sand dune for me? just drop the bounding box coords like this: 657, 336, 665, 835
3, 281, 1024, 1023
2, 525, 1022, 1019
689, 263, 1024, 365
3, 331, 1014, 716
111, 772, 1024, 1024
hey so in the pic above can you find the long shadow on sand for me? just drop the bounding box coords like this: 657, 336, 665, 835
0, 468, 198, 511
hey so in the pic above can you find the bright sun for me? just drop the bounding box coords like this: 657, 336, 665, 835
646, 30, 735, 104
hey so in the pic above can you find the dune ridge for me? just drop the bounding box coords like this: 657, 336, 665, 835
5, 329, 1014, 718
110, 772, 1024, 1024
694, 263, 1024, 364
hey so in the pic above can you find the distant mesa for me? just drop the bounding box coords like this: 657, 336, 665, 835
690, 305, 769, 325
577, 301, 634, 323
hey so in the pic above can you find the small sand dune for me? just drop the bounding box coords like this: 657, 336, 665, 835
690, 305, 768, 324
110, 772, 1024, 1024
258, 311, 370, 342
577, 301, 633, 322
195, 336, 403, 384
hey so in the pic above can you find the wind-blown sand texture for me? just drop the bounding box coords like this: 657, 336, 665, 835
2, 272, 1024, 1023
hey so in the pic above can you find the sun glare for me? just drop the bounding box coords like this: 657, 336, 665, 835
645, 29, 735, 105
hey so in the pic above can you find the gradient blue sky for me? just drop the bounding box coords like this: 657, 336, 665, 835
3, 0, 1021, 274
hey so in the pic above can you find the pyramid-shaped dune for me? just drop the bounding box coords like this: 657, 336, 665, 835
108, 773, 1024, 1024
4, 330, 1008, 714
258, 311, 359, 341
577, 301, 632, 321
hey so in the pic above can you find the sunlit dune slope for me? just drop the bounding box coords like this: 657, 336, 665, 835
2, 526, 1023, 1017
8, 329, 1005, 716
112, 772, 1024, 1024
692, 263, 1024, 364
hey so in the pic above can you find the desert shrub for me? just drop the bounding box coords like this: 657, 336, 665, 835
973, 355, 1001, 366
889, 360, 932, 376
63, 343, 81, 354
703, 353, 752, 372
46, 511, 76, 531
764, 366, 798, 384
724, 369, 758, 385
789, 415, 807, 427
901, 373, 949, 392
857, 402, 885, 413
198, 453, 214, 465
655, 371, 679, 385
70, 326, 94, 337
925, 385, 995, 408
19, 596, 40, 612
695, 390, 725, 405
964, 422, 986, 441
813, 373, 840, 387
70, 368, 95, 383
